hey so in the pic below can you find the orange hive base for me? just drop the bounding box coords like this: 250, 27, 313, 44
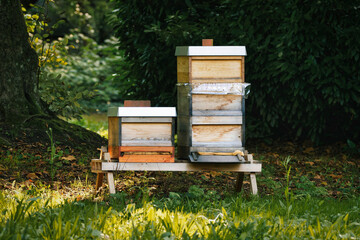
118, 146, 175, 163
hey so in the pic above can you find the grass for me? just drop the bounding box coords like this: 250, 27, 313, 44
0, 185, 359, 239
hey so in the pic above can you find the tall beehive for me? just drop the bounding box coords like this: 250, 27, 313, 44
176, 42, 249, 161
108, 106, 176, 162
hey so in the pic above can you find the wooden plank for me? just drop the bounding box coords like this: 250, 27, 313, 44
177, 115, 191, 159
192, 94, 242, 111
119, 155, 174, 163
108, 117, 120, 159
177, 84, 192, 116
250, 173, 258, 195
241, 56, 245, 82
177, 56, 190, 83
121, 140, 172, 147
95, 173, 104, 191
102, 162, 262, 172
124, 100, 151, 107
191, 59, 242, 80
107, 173, 116, 194
191, 146, 245, 153
192, 110, 242, 116
121, 117, 173, 123
235, 173, 245, 192
192, 78, 242, 84
192, 116, 243, 125
120, 146, 174, 152
122, 123, 172, 142
191, 56, 244, 60
191, 142, 242, 148
192, 125, 241, 143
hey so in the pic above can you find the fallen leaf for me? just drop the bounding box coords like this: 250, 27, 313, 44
0, 165, 6, 171
62, 155, 76, 161
305, 162, 314, 166
329, 174, 343, 179
321, 181, 328, 186
26, 173, 38, 179
314, 175, 321, 180
303, 147, 314, 154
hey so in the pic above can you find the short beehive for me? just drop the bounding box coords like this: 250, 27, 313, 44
176, 44, 249, 161
108, 107, 176, 162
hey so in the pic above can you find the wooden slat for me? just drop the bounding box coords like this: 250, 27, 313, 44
177, 57, 190, 83
191, 142, 242, 148
124, 100, 151, 107
191, 56, 244, 60
121, 140, 172, 147
192, 94, 242, 111
192, 116, 242, 125
192, 110, 242, 116
108, 117, 120, 158
192, 78, 242, 84
122, 123, 172, 142
102, 162, 262, 172
119, 155, 174, 163
192, 59, 242, 80
192, 125, 241, 143
121, 117, 173, 123
120, 146, 174, 152
107, 173, 116, 194
190, 146, 245, 153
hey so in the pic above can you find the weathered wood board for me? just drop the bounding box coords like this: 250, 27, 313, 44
192, 125, 241, 143
192, 116, 242, 125
191, 59, 242, 81
192, 94, 242, 111
122, 123, 172, 145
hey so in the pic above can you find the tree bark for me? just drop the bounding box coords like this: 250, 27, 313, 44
0, 0, 45, 123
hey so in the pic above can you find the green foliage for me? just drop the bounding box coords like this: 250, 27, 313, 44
112, 0, 360, 142
46, 35, 123, 112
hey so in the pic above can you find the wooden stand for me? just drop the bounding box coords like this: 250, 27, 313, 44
91, 147, 261, 195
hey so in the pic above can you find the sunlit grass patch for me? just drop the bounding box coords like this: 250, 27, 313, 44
1, 185, 359, 239
68, 113, 108, 138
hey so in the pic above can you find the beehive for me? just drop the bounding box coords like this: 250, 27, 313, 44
176, 43, 249, 161
108, 107, 176, 162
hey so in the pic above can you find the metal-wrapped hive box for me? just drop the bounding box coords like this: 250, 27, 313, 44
108, 107, 176, 162
175, 45, 250, 162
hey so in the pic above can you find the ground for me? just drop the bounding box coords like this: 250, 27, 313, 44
0, 117, 358, 198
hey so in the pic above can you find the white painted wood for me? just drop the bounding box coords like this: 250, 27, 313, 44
107, 173, 116, 194
192, 116, 242, 125
102, 162, 262, 172
250, 173, 258, 195
121, 117, 173, 123
175, 46, 247, 56
108, 107, 176, 117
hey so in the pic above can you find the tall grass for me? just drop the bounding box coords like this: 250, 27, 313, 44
0, 186, 359, 239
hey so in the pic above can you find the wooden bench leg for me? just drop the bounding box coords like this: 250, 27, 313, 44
107, 172, 116, 194
250, 173, 258, 195
235, 172, 245, 192
96, 173, 104, 191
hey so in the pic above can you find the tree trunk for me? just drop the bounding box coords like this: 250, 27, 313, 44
0, 0, 45, 123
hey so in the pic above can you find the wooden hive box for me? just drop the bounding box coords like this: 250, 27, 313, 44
175, 43, 249, 161
108, 107, 176, 162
